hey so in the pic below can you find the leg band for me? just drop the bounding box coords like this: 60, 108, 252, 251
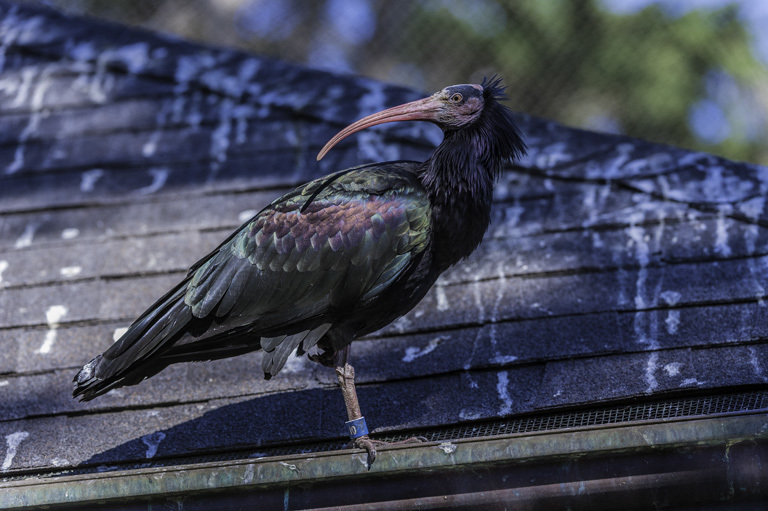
345, 417, 369, 439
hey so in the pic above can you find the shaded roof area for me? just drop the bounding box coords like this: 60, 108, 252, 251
1, 0, 768, 486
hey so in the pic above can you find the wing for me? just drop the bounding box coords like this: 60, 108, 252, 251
75, 162, 432, 399
184, 162, 432, 333
180, 162, 432, 375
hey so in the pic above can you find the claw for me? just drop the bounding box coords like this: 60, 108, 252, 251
353, 436, 377, 469
349, 435, 428, 469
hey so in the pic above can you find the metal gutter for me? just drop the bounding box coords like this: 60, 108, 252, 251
2, 411, 767, 509
303, 471, 714, 511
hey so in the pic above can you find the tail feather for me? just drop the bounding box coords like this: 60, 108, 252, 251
72, 260, 338, 401
73, 283, 193, 401
261, 323, 331, 378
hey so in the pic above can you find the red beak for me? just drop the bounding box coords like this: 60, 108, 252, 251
317, 95, 442, 161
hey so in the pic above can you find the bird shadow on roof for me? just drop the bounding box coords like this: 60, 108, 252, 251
81, 388, 338, 470
76, 362, 545, 472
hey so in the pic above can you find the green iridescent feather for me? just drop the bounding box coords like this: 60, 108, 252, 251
184, 163, 431, 318
77, 163, 432, 394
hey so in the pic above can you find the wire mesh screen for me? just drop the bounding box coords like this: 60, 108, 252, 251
382, 388, 768, 442
20, 0, 768, 166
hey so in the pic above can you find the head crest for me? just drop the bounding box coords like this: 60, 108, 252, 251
473, 75, 527, 165
481, 75, 508, 103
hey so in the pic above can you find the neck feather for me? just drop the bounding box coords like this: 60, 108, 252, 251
419, 100, 526, 270
419, 130, 497, 270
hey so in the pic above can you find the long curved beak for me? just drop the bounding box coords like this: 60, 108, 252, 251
317, 95, 441, 161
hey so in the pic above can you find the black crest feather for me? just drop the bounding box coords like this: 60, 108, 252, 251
479, 75, 528, 167
481, 75, 508, 102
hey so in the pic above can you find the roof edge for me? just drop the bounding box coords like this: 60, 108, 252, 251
2, 410, 766, 509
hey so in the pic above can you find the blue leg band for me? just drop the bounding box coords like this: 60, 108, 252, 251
345, 417, 369, 439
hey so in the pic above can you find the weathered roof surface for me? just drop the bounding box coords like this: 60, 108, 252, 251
1, 0, 767, 483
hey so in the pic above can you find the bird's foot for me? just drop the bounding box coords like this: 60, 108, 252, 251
351, 435, 429, 470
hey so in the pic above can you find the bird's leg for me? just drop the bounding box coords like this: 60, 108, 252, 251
334, 345, 377, 466
334, 345, 426, 469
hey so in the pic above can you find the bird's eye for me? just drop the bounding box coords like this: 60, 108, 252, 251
450, 93, 463, 103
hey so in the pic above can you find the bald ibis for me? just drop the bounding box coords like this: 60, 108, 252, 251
73, 77, 526, 466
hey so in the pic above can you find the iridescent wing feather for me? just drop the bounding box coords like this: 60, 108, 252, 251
74, 163, 431, 399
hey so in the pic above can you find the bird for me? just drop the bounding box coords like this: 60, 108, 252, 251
73, 76, 526, 466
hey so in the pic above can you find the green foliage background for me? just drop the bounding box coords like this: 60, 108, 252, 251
27, 0, 768, 165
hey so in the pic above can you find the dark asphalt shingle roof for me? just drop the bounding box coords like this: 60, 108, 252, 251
1, 0, 767, 478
